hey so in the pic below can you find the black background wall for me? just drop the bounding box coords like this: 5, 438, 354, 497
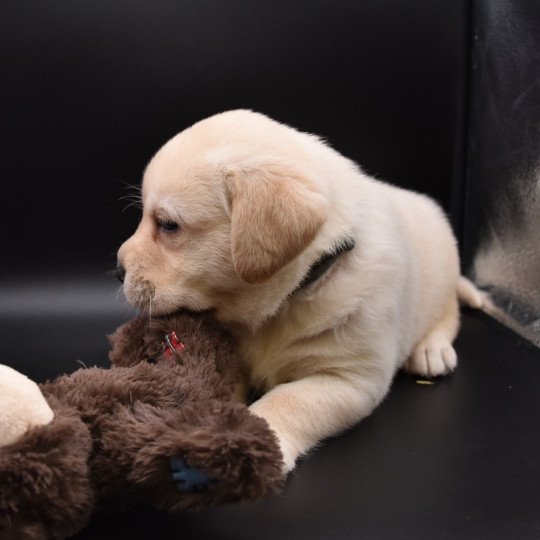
3, 3, 540, 538
0, 0, 469, 282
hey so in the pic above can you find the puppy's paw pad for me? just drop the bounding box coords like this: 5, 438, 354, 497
406, 338, 457, 378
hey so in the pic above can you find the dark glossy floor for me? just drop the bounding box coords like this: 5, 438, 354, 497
2, 310, 539, 539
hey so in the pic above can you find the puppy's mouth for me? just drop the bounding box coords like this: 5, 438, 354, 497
122, 275, 212, 317
122, 275, 156, 313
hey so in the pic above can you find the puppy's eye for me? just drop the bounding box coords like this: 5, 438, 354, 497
158, 220, 179, 232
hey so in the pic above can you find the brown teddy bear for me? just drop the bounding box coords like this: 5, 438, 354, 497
0, 312, 284, 540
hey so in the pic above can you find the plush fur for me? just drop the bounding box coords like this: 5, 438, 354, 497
0, 313, 284, 539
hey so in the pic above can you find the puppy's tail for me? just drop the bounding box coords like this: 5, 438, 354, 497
457, 276, 484, 309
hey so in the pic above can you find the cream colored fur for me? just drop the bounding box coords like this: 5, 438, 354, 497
118, 110, 471, 472
0, 365, 54, 447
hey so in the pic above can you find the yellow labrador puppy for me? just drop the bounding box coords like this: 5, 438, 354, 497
117, 110, 481, 472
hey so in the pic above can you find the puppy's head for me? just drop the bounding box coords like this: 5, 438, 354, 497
117, 111, 328, 322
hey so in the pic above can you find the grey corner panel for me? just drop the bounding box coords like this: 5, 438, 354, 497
464, 0, 540, 345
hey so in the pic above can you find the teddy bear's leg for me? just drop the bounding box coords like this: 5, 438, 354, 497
0, 396, 94, 539
0, 365, 54, 448
99, 400, 285, 511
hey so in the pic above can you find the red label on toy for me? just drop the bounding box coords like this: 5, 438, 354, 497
163, 331, 185, 358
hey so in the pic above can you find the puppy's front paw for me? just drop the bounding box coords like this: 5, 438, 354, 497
405, 337, 457, 378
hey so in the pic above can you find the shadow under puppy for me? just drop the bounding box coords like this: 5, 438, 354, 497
0, 312, 283, 540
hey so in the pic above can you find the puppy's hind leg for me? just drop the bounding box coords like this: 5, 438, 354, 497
404, 296, 460, 378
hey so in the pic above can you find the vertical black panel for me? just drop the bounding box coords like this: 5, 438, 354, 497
464, 0, 540, 344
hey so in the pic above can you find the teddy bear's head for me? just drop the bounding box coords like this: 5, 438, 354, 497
108, 311, 243, 401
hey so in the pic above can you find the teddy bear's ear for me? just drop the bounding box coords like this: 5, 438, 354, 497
108, 318, 149, 368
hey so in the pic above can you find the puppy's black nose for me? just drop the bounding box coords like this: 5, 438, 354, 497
115, 263, 126, 283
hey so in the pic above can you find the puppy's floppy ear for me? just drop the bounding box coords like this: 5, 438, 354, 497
224, 164, 327, 284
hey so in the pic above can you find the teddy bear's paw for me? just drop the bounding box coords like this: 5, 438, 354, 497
170, 457, 216, 492
124, 401, 285, 510
0, 365, 54, 448
178, 403, 286, 503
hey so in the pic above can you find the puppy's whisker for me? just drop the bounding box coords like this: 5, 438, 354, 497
114, 285, 125, 300
147, 294, 155, 327
118, 196, 143, 206
121, 201, 143, 214
118, 179, 142, 193
123, 198, 142, 206
118, 193, 141, 201
118, 180, 143, 213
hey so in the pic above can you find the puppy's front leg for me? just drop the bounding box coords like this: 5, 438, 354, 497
249, 369, 393, 472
